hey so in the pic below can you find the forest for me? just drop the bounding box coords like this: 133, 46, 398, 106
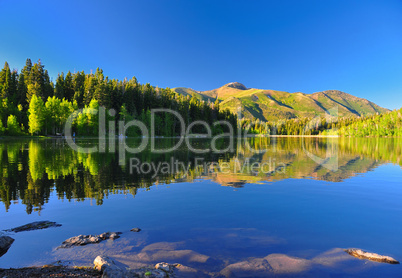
0, 59, 399, 138
0, 59, 237, 136
240, 108, 402, 137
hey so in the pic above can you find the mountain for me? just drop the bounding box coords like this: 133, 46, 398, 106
172, 83, 389, 121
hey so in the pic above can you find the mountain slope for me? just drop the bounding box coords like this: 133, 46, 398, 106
172, 83, 389, 121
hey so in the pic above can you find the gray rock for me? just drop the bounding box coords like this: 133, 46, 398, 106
225, 82, 247, 90
93, 256, 192, 278
0, 236, 14, 257
5, 221, 61, 233
155, 262, 175, 272
345, 248, 400, 264
94, 256, 128, 278
94, 256, 117, 272
58, 232, 122, 248
130, 228, 141, 232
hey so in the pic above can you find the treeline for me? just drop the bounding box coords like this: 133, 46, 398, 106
240, 108, 402, 137
0, 59, 237, 136
321, 108, 402, 137
239, 117, 337, 135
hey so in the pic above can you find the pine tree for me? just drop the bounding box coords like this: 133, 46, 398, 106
55, 73, 65, 99
17, 72, 28, 110
0, 62, 12, 99
64, 71, 74, 101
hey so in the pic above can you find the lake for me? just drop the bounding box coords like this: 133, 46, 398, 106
0, 137, 401, 277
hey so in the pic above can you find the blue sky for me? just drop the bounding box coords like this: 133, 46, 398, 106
0, 0, 401, 109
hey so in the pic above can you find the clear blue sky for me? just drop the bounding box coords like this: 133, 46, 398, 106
0, 0, 401, 109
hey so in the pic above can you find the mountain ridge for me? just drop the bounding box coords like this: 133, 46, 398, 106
172, 83, 389, 121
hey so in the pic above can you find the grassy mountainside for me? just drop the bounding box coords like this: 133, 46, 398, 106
172, 83, 389, 121
171, 87, 215, 102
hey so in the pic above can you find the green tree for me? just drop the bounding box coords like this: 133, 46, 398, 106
28, 95, 45, 135
45, 96, 61, 134
0, 62, 12, 99
7, 115, 20, 135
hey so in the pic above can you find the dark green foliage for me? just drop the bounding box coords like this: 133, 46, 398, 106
0, 59, 238, 137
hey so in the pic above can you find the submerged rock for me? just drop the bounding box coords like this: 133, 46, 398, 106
345, 248, 400, 264
5, 221, 61, 233
58, 232, 122, 248
130, 228, 141, 232
0, 235, 15, 257
220, 254, 311, 277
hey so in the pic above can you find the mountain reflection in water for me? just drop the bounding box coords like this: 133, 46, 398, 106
0, 137, 401, 214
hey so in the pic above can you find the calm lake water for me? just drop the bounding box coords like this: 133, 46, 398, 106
0, 137, 402, 277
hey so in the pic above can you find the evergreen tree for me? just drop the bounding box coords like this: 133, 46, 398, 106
17, 72, 28, 110
64, 71, 74, 101
55, 73, 65, 99
0, 62, 12, 99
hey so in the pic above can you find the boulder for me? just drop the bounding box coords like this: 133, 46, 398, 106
345, 248, 400, 264
58, 232, 122, 248
5, 221, 61, 233
94, 256, 127, 278
155, 262, 175, 272
130, 228, 141, 232
93, 256, 196, 278
0, 236, 14, 257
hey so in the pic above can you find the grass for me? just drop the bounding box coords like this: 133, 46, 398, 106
170, 84, 389, 122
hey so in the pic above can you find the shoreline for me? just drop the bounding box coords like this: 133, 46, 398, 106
0, 265, 101, 278
2, 134, 402, 140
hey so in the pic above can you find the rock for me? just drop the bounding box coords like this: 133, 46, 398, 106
94, 256, 127, 277
130, 268, 168, 278
58, 232, 122, 248
0, 236, 14, 257
345, 248, 400, 264
99, 232, 122, 240
93, 256, 201, 278
220, 254, 311, 277
0, 265, 101, 277
5, 221, 61, 233
225, 82, 247, 90
155, 262, 175, 272
130, 228, 141, 232
94, 256, 175, 278
94, 256, 118, 272
264, 254, 311, 273
220, 257, 272, 277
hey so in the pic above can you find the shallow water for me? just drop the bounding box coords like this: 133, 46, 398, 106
0, 137, 401, 277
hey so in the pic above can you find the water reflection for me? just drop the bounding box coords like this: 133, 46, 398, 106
0, 137, 401, 214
